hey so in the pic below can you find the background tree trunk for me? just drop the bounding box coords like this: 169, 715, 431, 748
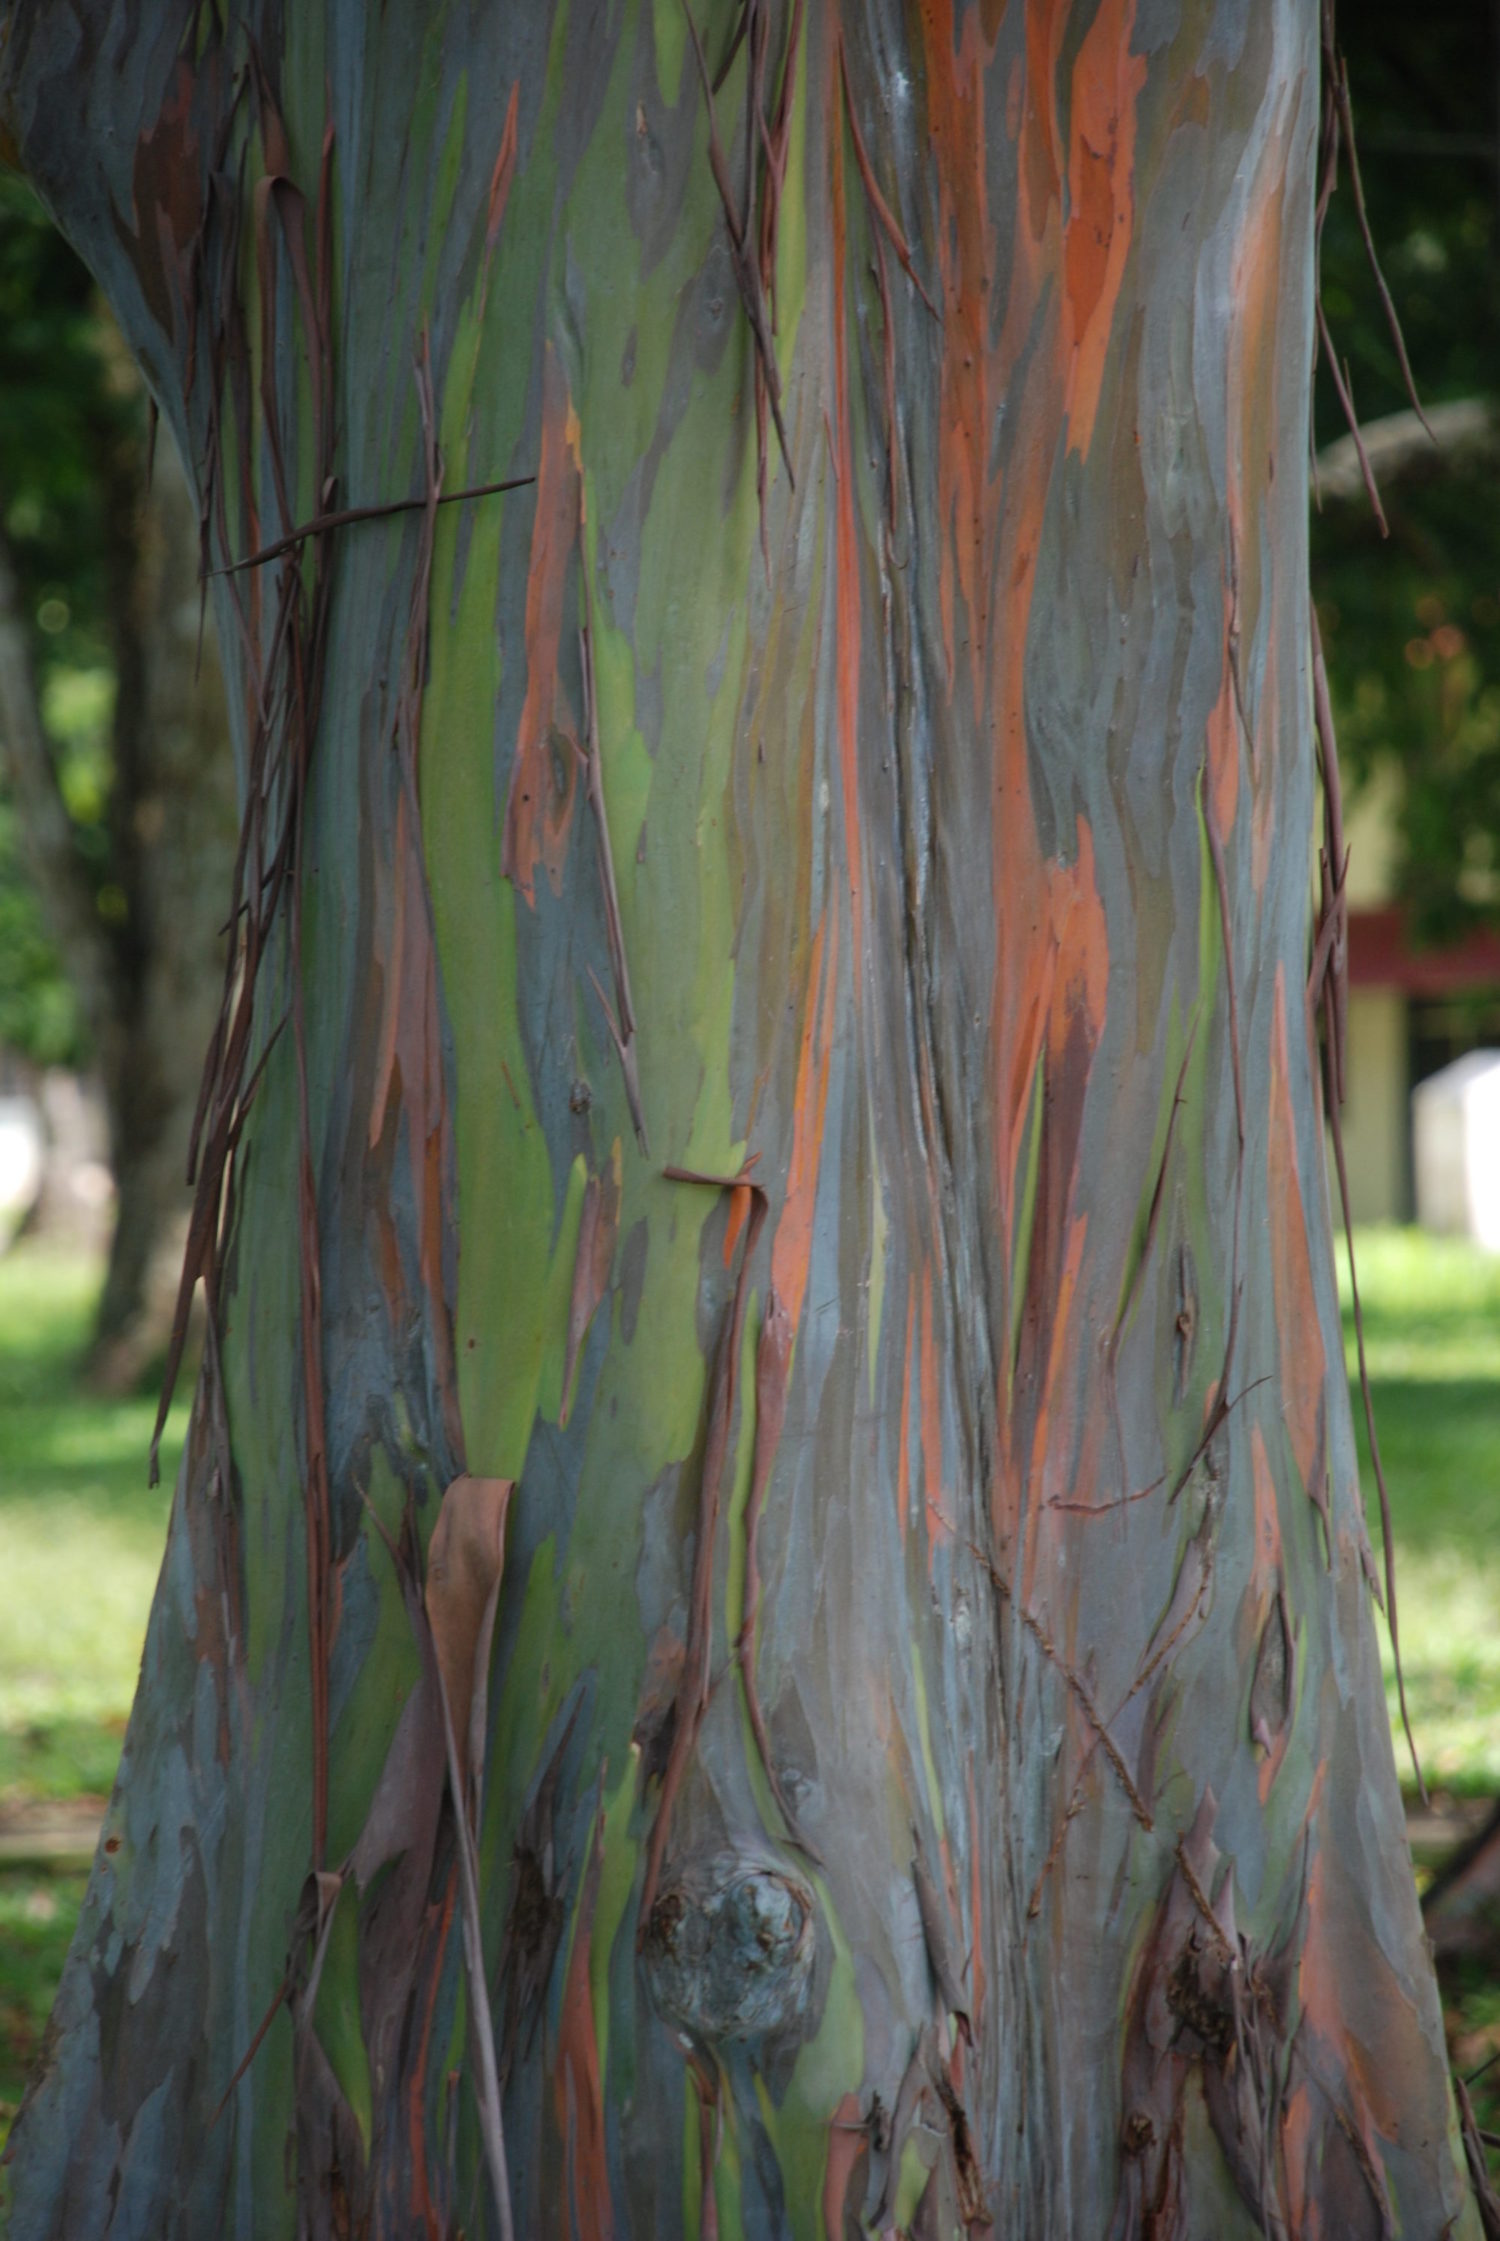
0, 4, 1480, 2235
88, 432, 240, 1385
0, 396, 237, 1384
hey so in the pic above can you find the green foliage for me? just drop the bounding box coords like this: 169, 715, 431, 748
1314, 7, 1500, 943
0, 175, 138, 1063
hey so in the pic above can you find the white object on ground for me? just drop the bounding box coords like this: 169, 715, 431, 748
1413, 1051, 1500, 1252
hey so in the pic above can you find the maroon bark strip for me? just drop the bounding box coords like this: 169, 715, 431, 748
638, 1166, 768, 1937
421, 1470, 515, 2241
687, 2047, 723, 2241
1309, 607, 1423, 1800
1094, 1012, 1202, 1500
753, 0, 803, 564
1314, 301, 1387, 534
212, 472, 537, 576
873, 2024, 939, 2226
679, 0, 794, 493
577, 497, 649, 1153
834, 34, 937, 320
1456, 2076, 1500, 2239
1321, 5, 1431, 440
912, 1843, 971, 2042
736, 1283, 819, 1860
951, 1514, 1154, 1837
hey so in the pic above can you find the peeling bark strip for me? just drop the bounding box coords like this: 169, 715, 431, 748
1, 6, 1482, 2237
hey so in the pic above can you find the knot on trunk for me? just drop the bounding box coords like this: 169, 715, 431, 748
643, 1854, 815, 2044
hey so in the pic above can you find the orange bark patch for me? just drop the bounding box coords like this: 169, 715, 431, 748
484, 85, 519, 266
1250, 1421, 1283, 1587
770, 907, 839, 1332
821, 2091, 867, 2235
1063, 0, 1147, 459
501, 348, 582, 906
1267, 968, 1327, 1500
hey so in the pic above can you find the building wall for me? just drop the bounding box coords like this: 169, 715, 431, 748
1331, 987, 1409, 1225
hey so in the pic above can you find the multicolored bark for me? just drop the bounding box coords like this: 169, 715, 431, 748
0, 2, 1479, 2233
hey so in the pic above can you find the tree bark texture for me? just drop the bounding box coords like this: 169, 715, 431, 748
0, 4, 1478, 2235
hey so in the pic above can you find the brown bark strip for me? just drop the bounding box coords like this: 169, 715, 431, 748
736, 1283, 818, 1859
1309, 607, 1423, 1800
212, 472, 536, 577
578, 491, 648, 1153
834, 34, 937, 320
478, 82, 521, 322
912, 1843, 971, 2041
679, 0, 794, 500
1456, 2077, 1500, 2240
638, 1166, 768, 1937
1320, 5, 1431, 441
949, 1511, 1155, 1838
425, 1474, 516, 2241
1093, 1012, 1201, 1501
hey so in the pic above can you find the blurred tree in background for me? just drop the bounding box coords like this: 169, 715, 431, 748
1314, 0, 1500, 947
0, 172, 236, 1384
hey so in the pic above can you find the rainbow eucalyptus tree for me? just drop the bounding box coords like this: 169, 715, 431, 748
0, 3, 1483, 2234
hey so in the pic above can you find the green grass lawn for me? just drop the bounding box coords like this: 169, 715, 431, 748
0, 1245, 184, 1803
0, 1243, 185, 2115
1339, 1227, 1500, 1796
0, 1228, 1495, 2145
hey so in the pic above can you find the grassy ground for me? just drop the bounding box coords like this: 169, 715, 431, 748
0, 1243, 185, 2115
1339, 1227, 1500, 1795
0, 1230, 1495, 2156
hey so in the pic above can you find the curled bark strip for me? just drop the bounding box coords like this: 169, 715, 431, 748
1309, 607, 1424, 1801
424, 1473, 517, 2241
912, 1842, 971, 2042
638, 1166, 768, 1938
924, 2040, 987, 2229
946, 1508, 1154, 1839
1456, 2076, 1500, 2240
873, 2023, 938, 2226
1315, 302, 1386, 534
578, 495, 648, 1153
679, 0, 794, 499
835, 34, 938, 320
1321, 11, 1431, 442
212, 472, 537, 576
1098, 1011, 1201, 1495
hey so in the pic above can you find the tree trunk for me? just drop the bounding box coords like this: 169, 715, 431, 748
0, 368, 236, 1384
0, 5, 1480, 2235
88, 431, 240, 1385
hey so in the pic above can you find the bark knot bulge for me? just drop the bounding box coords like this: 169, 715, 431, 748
643, 1854, 816, 2044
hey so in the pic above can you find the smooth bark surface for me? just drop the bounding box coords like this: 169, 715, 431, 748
0, 4, 1478, 2234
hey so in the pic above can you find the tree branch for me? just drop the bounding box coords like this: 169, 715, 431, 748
1314, 396, 1494, 504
